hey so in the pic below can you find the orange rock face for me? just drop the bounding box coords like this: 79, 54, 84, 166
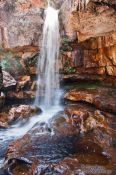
61, 32, 116, 77
61, 0, 116, 78
0, 105, 41, 128
31, 0, 45, 7
64, 88, 116, 113
63, 1, 116, 42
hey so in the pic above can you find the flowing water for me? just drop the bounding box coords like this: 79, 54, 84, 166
0, 5, 61, 141
0, 5, 62, 169
0, 3, 115, 175
35, 6, 60, 109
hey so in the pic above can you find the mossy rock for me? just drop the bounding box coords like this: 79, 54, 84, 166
0, 50, 24, 77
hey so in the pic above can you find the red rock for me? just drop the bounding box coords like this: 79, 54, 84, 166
8, 105, 41, 121
0, 105, 41, 128
0, 112, 9, 128
62, 1, 116, 42
6, 91, 36, 101
0, 121, 8, 128
64, 88, 116, 113
3, 106, 113, 174
17, 75, 31, 88
3, 71, 16, 90
65, 105, 109, 134
60, 0, 116, 78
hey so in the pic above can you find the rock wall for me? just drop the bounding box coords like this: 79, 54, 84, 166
60, 0, 116, 81
0, 0, 65, 48
61, 32, 116, 76
0, 0, 116, 83
0, 0, 47, 48
60, 0, 116, 41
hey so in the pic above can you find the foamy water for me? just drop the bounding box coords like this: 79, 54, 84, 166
35, 6, 60, 108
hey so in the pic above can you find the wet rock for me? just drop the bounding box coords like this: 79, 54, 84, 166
20, 50, 38, 75
3, 113, 79, 174
28, 66, 37, 75
60, 32, 116, 80
51, 111, 78, 136
0, 92, 5, 109
0, 112, 8, 128
3, 107, 114, 174
30, 81, 37, 91
64, 104, 114, 168
3, 71, 16, 91
4, 157, 38, 175
0, 121, 8, 129
64, 88, 116, 113
8, 105, 41, 122
0, 105, 41, 128
6, 91, 36, 102
65, 105, 109, 134
22, 51, 38, 60
17, 75, 31, 90
61, 73, 116, 87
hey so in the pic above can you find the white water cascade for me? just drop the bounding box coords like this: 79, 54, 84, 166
35, 6, 60, 109
0, 6, 62, 168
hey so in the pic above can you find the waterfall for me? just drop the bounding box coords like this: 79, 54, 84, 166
35, 6, 60, 109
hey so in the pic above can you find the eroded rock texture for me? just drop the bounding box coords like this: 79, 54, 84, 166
0, 0, 46, 48
0, 0, 65, 48
0, 105, 41, 128
3, 107, 115, 174
64, 87, 116, 113
60, 0, 116, 81
0, 0, 115, 81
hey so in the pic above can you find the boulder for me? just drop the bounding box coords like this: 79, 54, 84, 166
0, 112, 9, 128
8, 105, 41, 122
3, 106, 114, 174
64, 88, 116, 113
0, 105, 42, 128
3, 71, 16, 91
6, 91, 36, 102
65, 105, 109, 134
17, 75, 31, 89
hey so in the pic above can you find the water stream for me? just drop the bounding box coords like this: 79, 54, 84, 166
0, 5, 62, 169
35, 6, 60, 109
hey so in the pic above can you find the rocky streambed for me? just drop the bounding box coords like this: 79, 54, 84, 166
0, 80, 115, 175
0, 0, 116, 174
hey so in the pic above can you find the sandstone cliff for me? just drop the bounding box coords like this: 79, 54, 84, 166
0, 0, 116, 82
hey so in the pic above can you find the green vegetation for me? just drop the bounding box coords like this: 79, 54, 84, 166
0, 48, 24, 77
60, 36, 73, 52
63, 60, 76, 74
63, 81, 102, 91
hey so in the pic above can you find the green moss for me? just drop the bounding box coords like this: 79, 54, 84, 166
60, 36, 73, 52
62, 59, 76, 74
0, 49, 24, 76
63, 82, 102, 91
